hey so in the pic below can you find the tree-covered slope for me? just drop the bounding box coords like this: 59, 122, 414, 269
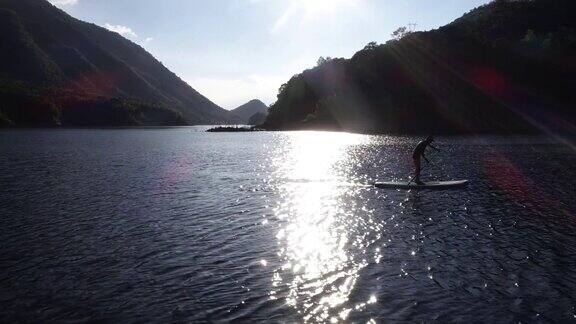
263, 0, 576, 134
0, 0, 238, 126
0, 80, 187, 127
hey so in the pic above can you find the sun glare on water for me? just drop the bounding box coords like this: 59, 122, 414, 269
270, 131, 382, 322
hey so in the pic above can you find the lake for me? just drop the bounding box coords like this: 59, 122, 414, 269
1, 128, 575, 322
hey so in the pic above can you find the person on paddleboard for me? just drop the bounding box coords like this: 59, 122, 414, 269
412, 136, 439, 185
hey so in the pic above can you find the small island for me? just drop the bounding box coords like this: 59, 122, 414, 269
206, 126, 261, 132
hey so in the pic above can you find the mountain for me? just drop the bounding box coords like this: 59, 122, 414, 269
263, 0, 576, 134
230, 99, 268, 124
0, 0, 238, 126
248, 111, 267, 125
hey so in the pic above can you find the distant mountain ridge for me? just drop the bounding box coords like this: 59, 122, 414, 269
0, 0, 238, 126
230, 99, 268, 124
263, 0, 576, 134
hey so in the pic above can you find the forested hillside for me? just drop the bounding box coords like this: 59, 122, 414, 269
0, 0, 238, 126
263, 0, 576, 134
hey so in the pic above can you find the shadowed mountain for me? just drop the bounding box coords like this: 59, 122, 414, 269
248, 111, 267, 126
0, 0, 238, 126
263, 0, 576, 135
230, 99, 268, 124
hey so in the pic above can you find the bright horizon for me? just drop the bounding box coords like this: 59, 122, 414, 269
50, 0, 491, 110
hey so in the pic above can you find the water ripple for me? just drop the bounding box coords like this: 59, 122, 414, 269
1, 129, 575, 322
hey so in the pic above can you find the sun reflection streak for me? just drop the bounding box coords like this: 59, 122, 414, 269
270, 131, 380, 322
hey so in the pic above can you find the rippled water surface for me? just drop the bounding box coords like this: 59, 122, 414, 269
1, 128, 576, 322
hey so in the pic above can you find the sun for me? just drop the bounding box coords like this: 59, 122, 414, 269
299, 0, 331, 14
271, 0, 362, 33
298, 0, 354, 17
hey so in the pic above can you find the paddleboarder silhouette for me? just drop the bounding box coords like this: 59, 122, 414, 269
412, 136, 439, 185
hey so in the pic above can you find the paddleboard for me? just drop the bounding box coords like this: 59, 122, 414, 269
375, 180, 468, 189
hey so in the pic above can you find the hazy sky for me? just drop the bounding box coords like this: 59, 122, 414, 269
49, 0, 491, 109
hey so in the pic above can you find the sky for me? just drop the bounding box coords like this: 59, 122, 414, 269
49, 0, 491, 109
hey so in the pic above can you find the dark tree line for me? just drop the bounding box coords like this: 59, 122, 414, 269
0, 80, 186, 127
262, 0, 576, 135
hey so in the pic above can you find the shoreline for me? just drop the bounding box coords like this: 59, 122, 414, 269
1, 125, 573, 141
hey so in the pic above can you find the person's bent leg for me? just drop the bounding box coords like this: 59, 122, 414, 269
413, 157, 421, 183
414, 159, 422, 184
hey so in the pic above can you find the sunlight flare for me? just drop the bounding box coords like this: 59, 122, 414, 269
272, 0, 363, 32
